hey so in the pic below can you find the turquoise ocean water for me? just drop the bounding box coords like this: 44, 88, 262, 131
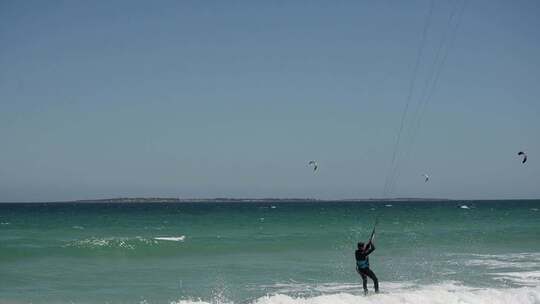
1, 200, 540, 304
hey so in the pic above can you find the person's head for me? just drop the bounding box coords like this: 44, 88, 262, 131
357, 242, 364, 250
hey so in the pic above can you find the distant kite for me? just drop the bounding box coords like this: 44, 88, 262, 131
422, 174, 430, 183
308, 160, 318, 172
518, 151, 527, 164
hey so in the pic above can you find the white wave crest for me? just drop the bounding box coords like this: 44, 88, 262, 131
171, 285, 540, 304
154, 236, 186, 242
463, 252, 540, 270
64, 236, 159, 249
253, 282, 414, 295
491, 271, 540, 286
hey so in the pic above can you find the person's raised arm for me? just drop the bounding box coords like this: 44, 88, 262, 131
365, 242, 376, 255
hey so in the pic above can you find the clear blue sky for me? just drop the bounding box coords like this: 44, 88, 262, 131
1, 0, 538, 201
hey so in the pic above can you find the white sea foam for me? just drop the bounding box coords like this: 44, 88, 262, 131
254, 282, 415, 295
469, 253, 540, 259
64, 236, 159, 249
460, 205, 470, 209
171, 283, 540, 304
450, 252, 540, 287
145, 225, 166, 230
154, 236, 186, 242
491, 271, 540, 286
464, 258, 540, 269
462, 252, 540, 270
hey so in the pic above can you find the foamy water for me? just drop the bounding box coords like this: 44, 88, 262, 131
172, 283, 540, 304
155, 236, 186, 241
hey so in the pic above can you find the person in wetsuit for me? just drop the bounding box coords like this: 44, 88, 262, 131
355, 241, 379, 295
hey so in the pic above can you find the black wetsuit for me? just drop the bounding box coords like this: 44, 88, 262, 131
355, 243, 379, 294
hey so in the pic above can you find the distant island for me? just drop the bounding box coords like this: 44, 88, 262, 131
75, 197, 452, 203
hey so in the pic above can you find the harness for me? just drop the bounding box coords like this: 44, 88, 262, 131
356, 258, 369, 269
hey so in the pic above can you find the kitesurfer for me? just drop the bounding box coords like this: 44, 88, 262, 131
355, 241, 379, 295
308, 160, 318, 172
518, 151, 527, 164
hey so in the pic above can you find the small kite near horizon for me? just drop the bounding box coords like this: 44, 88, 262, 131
422, 174, 430, 183
308, 160, 318, 172
518, 151, 527, 164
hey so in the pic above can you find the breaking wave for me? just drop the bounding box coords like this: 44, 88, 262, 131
64, 235, 186, 250
64, 236, 158, 250
172, 283, 540, 304
154, 236, 186, 242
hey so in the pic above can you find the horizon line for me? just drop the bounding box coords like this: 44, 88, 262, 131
1, 197, 539, 203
